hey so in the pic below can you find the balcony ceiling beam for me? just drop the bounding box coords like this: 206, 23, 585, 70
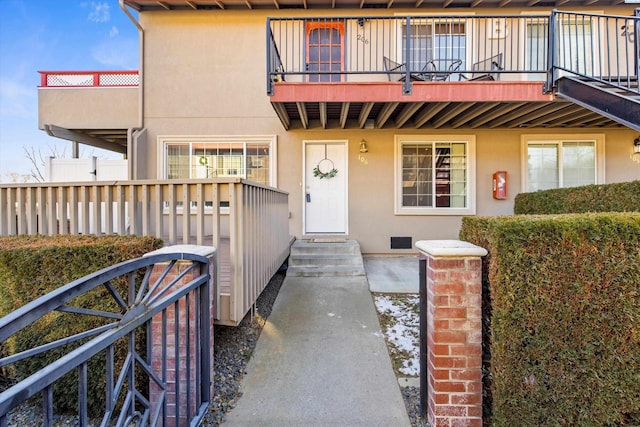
487, 102, 551, 128
358, 102, 375, 128
443, 0, 454, 7
215, 1, 225, 9
319, 102, 327, 129
340, 102, 350, 128
271, 102, 290, 130
156, 1, 170, 10
543, 107, 598, 126
432, 102, 474, 128
502, 103, 570, 127
413, 103, 449, 128
566, 112, 608, 127
524, 104, 582, 126
375, 102, 399, 128
186, 1, 198, 8
415, 0, 424, 6
468, 102, 526, 128
450, 102, 498, 128
44, 125, 127, 154
245, 0, 253, 9
272, 0, 280, 8
296, 102, 308, 129
395, 102, 424, 128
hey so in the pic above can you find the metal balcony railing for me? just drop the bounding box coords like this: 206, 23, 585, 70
267, 12, 640, 96
267, 14, 552, 94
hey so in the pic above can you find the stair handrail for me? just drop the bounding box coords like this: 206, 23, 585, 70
547, 9, 640, 95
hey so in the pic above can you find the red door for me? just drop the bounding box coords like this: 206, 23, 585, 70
306, 22, 344, 82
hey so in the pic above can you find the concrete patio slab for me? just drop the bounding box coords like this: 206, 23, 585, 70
363, 255, 419, 294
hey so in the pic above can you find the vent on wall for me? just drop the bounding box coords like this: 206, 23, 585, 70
390, 236, 412, 249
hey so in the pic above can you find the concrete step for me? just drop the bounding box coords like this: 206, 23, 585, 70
288, 254, 363, 267
286, 265, 366, 277
290, 240, 361, 256
287, 239, 365, 277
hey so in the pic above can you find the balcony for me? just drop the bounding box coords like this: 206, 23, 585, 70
267, 12, 639, 130
38, 71, 140, 154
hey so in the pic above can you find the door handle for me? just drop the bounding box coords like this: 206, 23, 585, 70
306, 193, 311, 203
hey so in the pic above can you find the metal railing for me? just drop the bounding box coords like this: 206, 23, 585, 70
267, 14, 551, 94
0, 252, 213, 426
547, 10, 640, 94
0, 179, 291, 326
267, 12, 640, 96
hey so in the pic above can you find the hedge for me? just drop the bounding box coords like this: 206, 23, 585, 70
514, 180, 640, 215
0, 235, 163, 415
460, 213, 640, 426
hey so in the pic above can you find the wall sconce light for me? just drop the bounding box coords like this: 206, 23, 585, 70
359, 139, 368, 153
632, 136, 640, 163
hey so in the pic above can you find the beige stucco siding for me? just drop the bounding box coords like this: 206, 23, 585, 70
135, 8, 640, 254
38, 87, 138, 130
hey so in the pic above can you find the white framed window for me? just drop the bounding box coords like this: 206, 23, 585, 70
395, 135, 476, 215
159, 136, 277, 187
521, 134, 605, 192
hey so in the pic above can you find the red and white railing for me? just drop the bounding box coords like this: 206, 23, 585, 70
39, 70, 139, 87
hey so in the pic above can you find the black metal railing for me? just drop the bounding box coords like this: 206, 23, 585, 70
266, 12, 639, 96
267, 14, 551, 94
547, 10, 640, 94
0, 252, 214, 426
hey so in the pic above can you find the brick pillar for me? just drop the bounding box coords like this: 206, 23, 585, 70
147, 245, 216, 427
416, 240, 487, 427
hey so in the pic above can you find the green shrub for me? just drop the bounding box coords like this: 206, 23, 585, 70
0, 235, 163, 415
460, 213, 640, 426
514, 180, 640, 215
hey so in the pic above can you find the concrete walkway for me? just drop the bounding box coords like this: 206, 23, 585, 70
221, 274, 412, 427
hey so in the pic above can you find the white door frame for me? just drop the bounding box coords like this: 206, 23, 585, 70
302, 140, 349, 235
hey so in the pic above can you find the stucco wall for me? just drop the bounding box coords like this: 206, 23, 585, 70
137, 8, 640, 254
38, 87, 138, 130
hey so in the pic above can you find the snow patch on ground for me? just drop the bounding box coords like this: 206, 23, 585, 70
373, 294, 420, 377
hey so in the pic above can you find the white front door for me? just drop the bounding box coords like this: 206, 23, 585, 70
304, 141, 348, 234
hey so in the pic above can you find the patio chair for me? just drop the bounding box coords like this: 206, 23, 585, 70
383, 56, 406, 81
413, 59, 463, 82
460, 53, 503, 81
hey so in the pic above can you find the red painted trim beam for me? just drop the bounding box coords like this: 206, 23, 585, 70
270, 81, 554, 103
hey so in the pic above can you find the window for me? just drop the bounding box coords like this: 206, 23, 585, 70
162, 137, 275, 186
402, 19, 467, 81
395, 135, 475, 215
522, 135, 604, 192
525, 20, 548, 76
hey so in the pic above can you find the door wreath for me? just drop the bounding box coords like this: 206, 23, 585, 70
313, 145, 338, 179
313, 158, 338, 179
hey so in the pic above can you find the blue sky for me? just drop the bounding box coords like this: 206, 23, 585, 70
0, 0, 138, 181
